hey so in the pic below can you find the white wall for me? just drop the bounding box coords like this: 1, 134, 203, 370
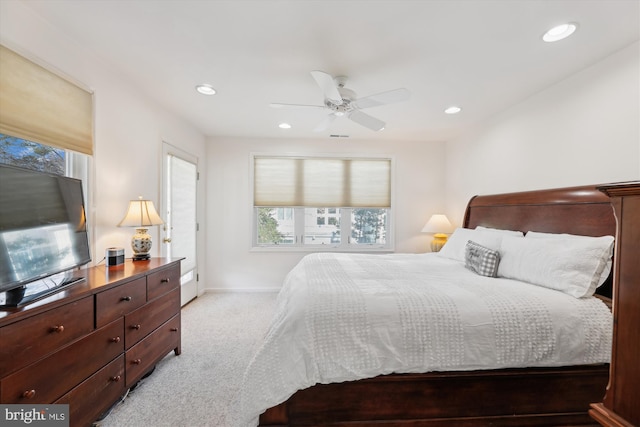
0, 1, 207, 287
205, 137, 446, 291
204, 42, 640, 292
445, 42, 640, 225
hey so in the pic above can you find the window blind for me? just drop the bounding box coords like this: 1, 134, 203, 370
254, 156, 391, 208
169, 154, 197, 274
0, 44, 93, 155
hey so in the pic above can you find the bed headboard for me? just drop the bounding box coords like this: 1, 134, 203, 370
463, 185, 615, 236
463, 185, 616, 298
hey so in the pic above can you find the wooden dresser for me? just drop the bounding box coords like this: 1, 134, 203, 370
590, 182, 640, 427
0, 258, 182, 427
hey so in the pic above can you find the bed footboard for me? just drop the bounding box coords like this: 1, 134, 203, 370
259, 364, 609, 427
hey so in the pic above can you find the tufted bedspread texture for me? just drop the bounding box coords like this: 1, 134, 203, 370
239, 252, 612, 426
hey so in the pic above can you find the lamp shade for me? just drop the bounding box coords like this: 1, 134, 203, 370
421, 214, 453, 234
118, 197, 164, 227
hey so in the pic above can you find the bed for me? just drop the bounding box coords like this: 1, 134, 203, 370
241, 184, 617, 427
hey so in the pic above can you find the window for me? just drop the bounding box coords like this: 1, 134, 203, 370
257, 207, 294, 245
1, 133, 91, 234
351, 208, 388, 244
0, 134, 65, 174
253, 155, 392, 251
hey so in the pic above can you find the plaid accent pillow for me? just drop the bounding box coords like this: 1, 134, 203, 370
465, 240, 500, 277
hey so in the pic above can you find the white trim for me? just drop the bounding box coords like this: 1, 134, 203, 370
202, 288, 281, 294
249, 246, 393, 253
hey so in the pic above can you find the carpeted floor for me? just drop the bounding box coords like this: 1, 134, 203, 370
96, 292, 278, 427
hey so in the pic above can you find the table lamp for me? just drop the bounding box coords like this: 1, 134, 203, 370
422, 214, 454, 252
118, 196, 164, 261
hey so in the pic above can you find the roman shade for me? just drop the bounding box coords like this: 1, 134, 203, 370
254, 156, 391, 208
0, 44, 93, 155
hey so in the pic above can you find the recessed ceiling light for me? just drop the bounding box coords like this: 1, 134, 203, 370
543, 23, 577, 42
278, 123, 291, 129
444, 106, 462, 114
195, 84, 216, 95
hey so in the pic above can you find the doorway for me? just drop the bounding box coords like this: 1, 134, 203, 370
161, 142, 198, 305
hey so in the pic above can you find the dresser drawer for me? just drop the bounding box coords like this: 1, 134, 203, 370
125, 314, 180, 388
56, 355, 125, 427
96, 277, 146, 328
125, 287, 180, 350
1, 318, 124, 404
147, 263, 180, 301
0, 297, 94, 376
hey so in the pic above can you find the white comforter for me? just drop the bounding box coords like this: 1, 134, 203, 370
239, 252, 612, 426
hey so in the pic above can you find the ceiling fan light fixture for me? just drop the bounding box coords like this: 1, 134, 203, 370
271, 70, 409, 132
444, 106, 462, 114
195, 84, 216, 95
543, 23, 578, 42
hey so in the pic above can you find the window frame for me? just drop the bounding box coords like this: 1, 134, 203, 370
250, 153, 395, 252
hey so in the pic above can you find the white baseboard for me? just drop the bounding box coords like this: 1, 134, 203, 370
201, 288, 280, 294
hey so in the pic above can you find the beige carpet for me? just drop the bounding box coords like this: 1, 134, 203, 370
96, 292, 278, 427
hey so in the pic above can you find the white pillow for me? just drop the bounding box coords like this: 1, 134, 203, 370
438, 228, 517, 262
475, 226, 524, 237
526, 231, 614, 287
498, 235, 615, 298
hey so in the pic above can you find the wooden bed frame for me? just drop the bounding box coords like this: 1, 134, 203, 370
258, 185, 616, 427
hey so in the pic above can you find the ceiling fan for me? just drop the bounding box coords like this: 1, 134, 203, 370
270, 70, 410, 132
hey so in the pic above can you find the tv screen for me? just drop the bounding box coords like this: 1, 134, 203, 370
0, 164, 91, 302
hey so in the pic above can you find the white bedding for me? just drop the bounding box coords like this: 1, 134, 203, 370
239, 252, 612, 426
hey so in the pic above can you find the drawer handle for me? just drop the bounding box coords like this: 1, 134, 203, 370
111, 375, 122, 382
161, 278, 171, 283
110, 336, 121, 343
121, 296, 132, 302
170, 327, 178, 332
132, 358, 142, 365
51, 325, 65, 333
22, 389, 36, 399
131, 324, 141, 330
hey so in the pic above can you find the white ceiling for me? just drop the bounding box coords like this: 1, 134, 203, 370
20, 0, 640, 142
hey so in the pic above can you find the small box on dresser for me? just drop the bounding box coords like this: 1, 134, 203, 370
0, 258, 183, 427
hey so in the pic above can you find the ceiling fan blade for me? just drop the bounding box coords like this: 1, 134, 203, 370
310, 70, 343, 105
270, 103, 325, 109
313, 114, 337, 132
353, 88, 410, 109
348, 110, 386, 132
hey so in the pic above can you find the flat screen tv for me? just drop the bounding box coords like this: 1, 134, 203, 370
0, 164, 91, 307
